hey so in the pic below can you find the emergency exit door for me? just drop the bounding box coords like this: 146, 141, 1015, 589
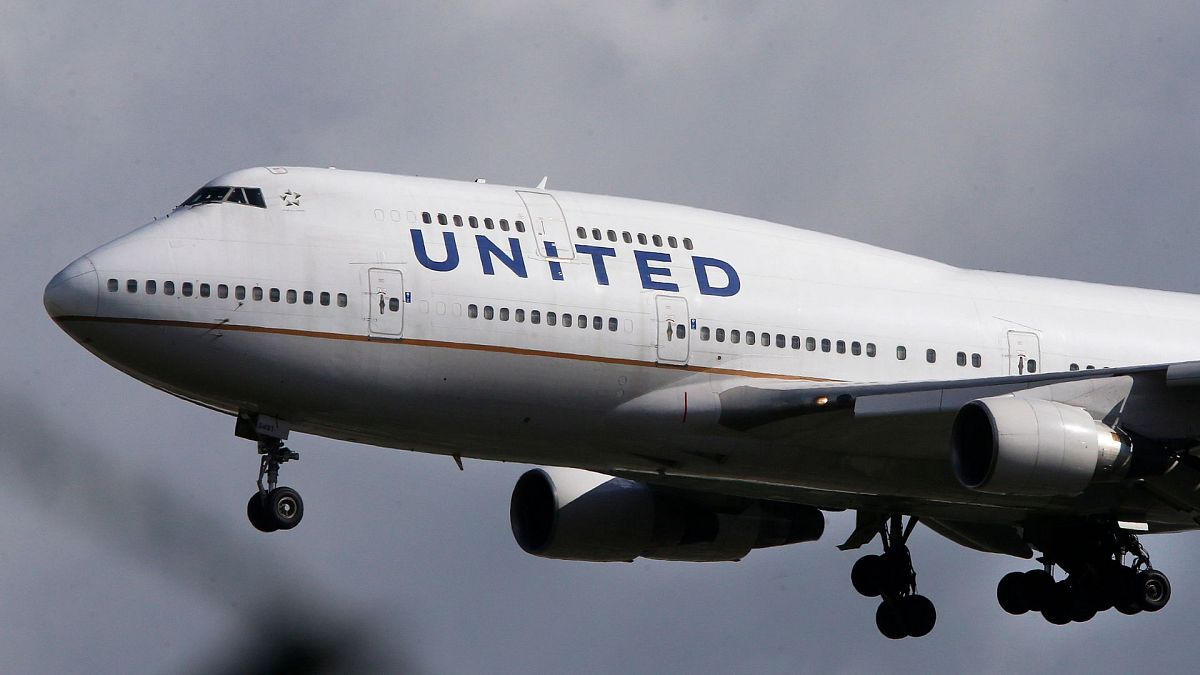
1007, 331, 1040, 375
369, 268, 404, 337
655, 295, 690, 365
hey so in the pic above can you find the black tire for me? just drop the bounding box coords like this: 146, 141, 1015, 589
1023, 569, 1054, 612
900, 594, 936, 638
267, 486, 304, 530
875, 601, 907, 640
997, 572, 1029, 615
879, 552, 911, 595
1041, 582, 1073, 626
247, 492, 278, 533
1135, 570, 1171, 612
852, 555, 884, 598
1068, 587, 1097, 623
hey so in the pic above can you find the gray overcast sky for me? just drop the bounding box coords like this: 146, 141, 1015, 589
4, 2, 1200, 673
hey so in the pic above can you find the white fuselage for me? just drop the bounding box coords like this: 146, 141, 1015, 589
46, 167, 1200, 526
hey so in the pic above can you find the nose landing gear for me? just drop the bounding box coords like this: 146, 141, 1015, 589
237, 412, 304, 533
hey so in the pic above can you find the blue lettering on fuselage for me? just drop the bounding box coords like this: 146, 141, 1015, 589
409, 229, 739, 296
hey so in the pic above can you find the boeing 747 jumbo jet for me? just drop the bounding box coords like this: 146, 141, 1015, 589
45, 167, 1200, 638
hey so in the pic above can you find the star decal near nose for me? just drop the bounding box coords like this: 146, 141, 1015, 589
280, 190, 302, 207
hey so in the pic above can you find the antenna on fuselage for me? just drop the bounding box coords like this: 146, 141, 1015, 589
536, 176, 548, 190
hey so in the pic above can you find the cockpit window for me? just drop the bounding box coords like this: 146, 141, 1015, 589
180, 185, 266, 209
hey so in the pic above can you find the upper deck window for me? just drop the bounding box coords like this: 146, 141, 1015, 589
180, 186, 267, 209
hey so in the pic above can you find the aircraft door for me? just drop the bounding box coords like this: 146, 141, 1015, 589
1007, 331, 1040, 375
655, 295, 690, 365
369, 268, 404, 337
517, 191, 575, 260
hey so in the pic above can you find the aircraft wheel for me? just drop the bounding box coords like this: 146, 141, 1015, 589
1023, 569, 1054, 612
247, 492, 278, 533
267, 486, 304, 530
875, 601, 907, 640
1040, 582, 1073, 625
1135, 570, 1171, 612
997, 572, 1029, 615
900, 594, 936, 637
852, 555, 884, 597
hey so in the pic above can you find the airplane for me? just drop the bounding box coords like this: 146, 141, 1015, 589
43, 166, 1200, 639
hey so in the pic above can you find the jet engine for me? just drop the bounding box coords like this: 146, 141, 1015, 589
951, 396, 1132, 497
510, 467, 825, 562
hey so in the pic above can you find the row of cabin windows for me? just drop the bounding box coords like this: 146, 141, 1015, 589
422, 211, 527, 233
575, 227, 694, 250
107, 278, 348, 307
696, 325, 985, 368
1069, 363, 1097, 371
466, 304, 620, 332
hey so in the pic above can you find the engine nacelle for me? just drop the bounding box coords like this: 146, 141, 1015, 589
951, 396, 1132, 497
510, 467, 824, 562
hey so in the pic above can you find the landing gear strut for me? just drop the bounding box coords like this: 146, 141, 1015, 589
849, 515, 936, 639
996, 522, 1170, 624
237, 413, 304, 533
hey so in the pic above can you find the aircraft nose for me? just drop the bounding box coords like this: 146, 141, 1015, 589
44, 255, 99, 319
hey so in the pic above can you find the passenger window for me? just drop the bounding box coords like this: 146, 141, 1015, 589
852, 341, 861, 356
683, 238, 694, 250
164, 281, 175, 296
638, 233, 648, 245
146, 280, 157, 295
897, 346, 907, 360
107, 278, 119, 292
676, 324, 686, 339
484, 306, 494, 320
668, 236, 678, 248
269, 288, 279, 302
485, 218, 496, 230
319, 291, 330, 306
531, 310, 541, 324
760, 332, 769, 347
183, 282, 194, 297
652, 234, 663, 247
454, 215, 464, 227
200, 283, 211, 298
337, 293, 347, 307
577, 227, 586, 238
235, 285, 246, 300
1086, 365, 1095, 370
592, 228, 602, 240
701, 326, 711, 341
926, 349, 936, 363
776, 334, 785, 348
806, 337, 816, 351
791, 336, 801, 350
822, 339, 831, 353
422, 212, 432, 224
469, 216, 479, 228
609, 317, 618, 332
592, 316, 602, 330
623, 232, 633, 243
547, 311, 557, 326
747, 331, 756, 346
515, 220, 526, 232
972, 353, 982, 368
389, 298, 400, 312
218, 284, 229, 299
126, 279, 137, 293
515, 309, 525, 322
500, 219, 510, 231
1028, 359, 1038, 373
563, 314, 572, 327
437, 213, 447, 225
713, 328, 724, 342
1070, 363, 1079, 371
866, 343, 876, 357
578, 314, 587, 329
607, 230, 617, 242
253, 286, 263, 301
468, 304, 478, 318
303, 290, 313, 304
836, 340, 846, 354
499, 308, 510, 321
731, 330, 741, 344
957, 351, 967, 366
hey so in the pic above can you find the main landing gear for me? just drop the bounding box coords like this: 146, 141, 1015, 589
996, 524, 1170, 624
849, 515, 936, 639
237, 413, 304, 533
